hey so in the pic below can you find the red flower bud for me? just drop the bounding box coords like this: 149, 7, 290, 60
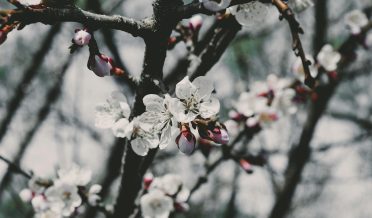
207, 126, 229, 145
189, 15, 203, 32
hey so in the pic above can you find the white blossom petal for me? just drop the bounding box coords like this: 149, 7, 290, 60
131, 138, 150, 156
199, 97, 220, 118
175, 76, 195, 99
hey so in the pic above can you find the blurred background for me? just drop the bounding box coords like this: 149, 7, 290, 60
0, 0, 371, 217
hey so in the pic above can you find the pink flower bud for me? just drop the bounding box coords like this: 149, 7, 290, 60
239, 159, 253, 174
73, 29, 91, 46
176, 126, 196, 155
174, 202, 190, 212
88, 54, 124, 77
189, 15, 203, 31
207, 126, 229, 145
143, 173, 154, 190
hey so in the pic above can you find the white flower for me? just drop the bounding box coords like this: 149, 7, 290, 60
140, 94, 179, 149
140, 190, 174, 218
344, 9, 368, 34
316, 44, 341, 71
288, 0, 314, 12
73, 29, 91, 46
292, 55, 318, 81
126, 118, 160, 156
32, 195, 49, 212
200, 0, 231, 12
35, 210, 62, 218
87, 184, 102, 206
95, 91, 131, 131
57, 164, 92, 186
229, 1, 268, 27
19, 188, 33, 202
150, 174, 183, 196
234, 92, 267, 117
45, 182, 82, 217
271, 89, 297, 115
170, 76, 220, 123
37, 211, 62, 218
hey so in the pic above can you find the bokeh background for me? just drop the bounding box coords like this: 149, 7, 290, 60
0, 0, 371, 217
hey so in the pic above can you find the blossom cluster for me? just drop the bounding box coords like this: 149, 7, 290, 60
18, 165, 103, 218
140, 174, 190, 218
226, 74, 303, 137
95, 76, 229, 156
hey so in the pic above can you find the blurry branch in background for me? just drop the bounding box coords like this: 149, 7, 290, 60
0, 55, 73, 198
268, 15, 372, 218
0, 155, 31, 179
223, 167, 240, 218
0, 24, 61, 147
327, 111, 372, 131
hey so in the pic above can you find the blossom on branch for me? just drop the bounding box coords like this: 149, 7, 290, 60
344, 9, 369, 34
200, 0, 231, 12
316, 44, 341, 72
229, 1, 268, 27
141, 174, 190, 217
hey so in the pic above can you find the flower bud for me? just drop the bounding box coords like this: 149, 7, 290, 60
73, 29, 91, 46
238, 159, 253, 174
88, 54, 124, 77
176, 126, 196, 155
143, 173, 154, 190
189, 15, 203, 31
19, 189, 33, 202
207, 126, 229, 145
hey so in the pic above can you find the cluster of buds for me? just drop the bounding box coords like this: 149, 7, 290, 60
168, 15, 203, 51
69, 28, 125, 77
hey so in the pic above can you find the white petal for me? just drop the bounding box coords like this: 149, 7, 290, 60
192, 76, 214, 101
202, 0, 231, 12
200, 97, 220, 118
168, 98, 197, 123
175, 76, 195, 99
120, 102, 131, 118
143, 94, 164, 112
112, 118, 130, 138
159, 125, 179, 149
131, 138, 149, 156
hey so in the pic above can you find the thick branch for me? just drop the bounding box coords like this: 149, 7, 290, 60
6, 6, 150, 37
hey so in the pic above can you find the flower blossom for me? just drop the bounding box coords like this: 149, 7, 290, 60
95, 91, 131, 134
292, 55, 318, 82
175, 125, 197, 155
140, 190, 174, 218
87, 184, 102, 206
200, 0, 231, 12
229, 1, 268, 27
139, 94, 179, 149
57, 164, 92, 186
316, 44, 341, 72
288, 0, 314, 12
142, 174, 190, 216
344, 10, 368, 34
170, 76, 220, 123
125, 117, 160, 156
44, 182, 82, 217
